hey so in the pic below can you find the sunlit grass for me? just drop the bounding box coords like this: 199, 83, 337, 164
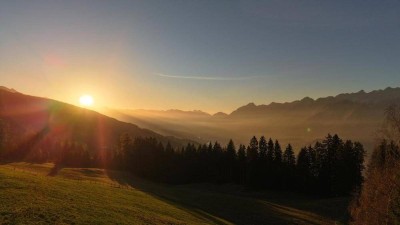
0, 163, 348, 225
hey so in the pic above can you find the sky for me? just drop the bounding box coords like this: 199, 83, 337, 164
0, 0, 399, 113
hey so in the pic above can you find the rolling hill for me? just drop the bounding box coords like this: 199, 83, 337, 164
0, 87, 191, 159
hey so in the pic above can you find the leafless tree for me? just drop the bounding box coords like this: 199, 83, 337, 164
351, 104, 400, 225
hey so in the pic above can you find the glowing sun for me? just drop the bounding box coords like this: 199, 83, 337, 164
79, 95, 94, 107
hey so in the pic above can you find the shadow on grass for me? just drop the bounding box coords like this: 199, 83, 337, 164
105, 170, 347, 225
48, 166, 104, 180
105, 170, 227, 224
70, 168, 104, 178
47, 164, 62, 176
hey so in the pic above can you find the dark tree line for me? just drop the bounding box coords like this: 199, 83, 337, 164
295, 135, 365, 195
0, 124, 94, 168
110, 133, 365, 196
0, 119, 365, 196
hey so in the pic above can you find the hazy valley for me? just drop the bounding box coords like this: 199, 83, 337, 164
103, 87, 400, 154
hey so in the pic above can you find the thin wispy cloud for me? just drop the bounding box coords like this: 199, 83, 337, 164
155, 73, 261, 81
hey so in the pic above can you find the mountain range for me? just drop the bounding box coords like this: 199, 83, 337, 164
102, 87, 400, 154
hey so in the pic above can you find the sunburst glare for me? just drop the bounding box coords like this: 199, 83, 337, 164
79, 95, 94, 107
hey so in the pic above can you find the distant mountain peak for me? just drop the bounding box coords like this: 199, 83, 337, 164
213, 112, 228, 117
300, 97, 314, 102
0, 86, 18, 93
246, 102, 256, 107
385, 87, 395, 91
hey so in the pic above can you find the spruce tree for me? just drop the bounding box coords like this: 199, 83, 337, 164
283, 144, 296, 167
259, 136, 267, 160
266, 138, 274, 162
247, 136, 259, 161
274, 140, 282, 163
282, 143, 296, 189
238, 144, 246, 162
297, 147, 312, 191
237, 144, 247, 184
226, 139, 236, 160
165, 141, 174, 154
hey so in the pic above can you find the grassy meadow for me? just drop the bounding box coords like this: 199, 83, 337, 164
0, 163, 349, 225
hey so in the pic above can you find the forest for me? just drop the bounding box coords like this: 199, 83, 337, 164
0, 120, 365, 197
112, 134, 365, 196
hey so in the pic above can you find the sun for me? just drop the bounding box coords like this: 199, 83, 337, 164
79, 95, 94, 107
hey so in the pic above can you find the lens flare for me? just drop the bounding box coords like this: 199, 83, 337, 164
79, 95, 94, 107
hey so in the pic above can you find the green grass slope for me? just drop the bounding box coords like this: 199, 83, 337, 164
0, 163, 349, 225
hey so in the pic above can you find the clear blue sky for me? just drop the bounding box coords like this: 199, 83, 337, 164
1, 0, 399, 113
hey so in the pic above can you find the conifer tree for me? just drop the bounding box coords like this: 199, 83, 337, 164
237, 144, 247, 184
283, 144, 296, 167
296, 147, 312, 191
247, 136, 259, 161
226, 139, 236, 160
274, 140, 282, 163
282, 143, 296, 189
266, 138, 274, 162
238, 144, 246, 161
165, 141, 174, 154
259, 136, 267, 160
